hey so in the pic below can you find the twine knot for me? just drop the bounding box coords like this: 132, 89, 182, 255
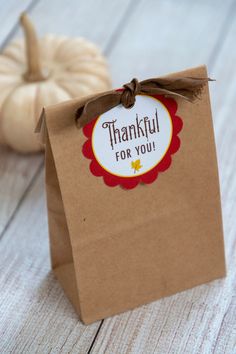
121, 78, 141, 108
75, 74, 213, 128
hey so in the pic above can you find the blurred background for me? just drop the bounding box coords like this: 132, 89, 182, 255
0, 1, 235, 353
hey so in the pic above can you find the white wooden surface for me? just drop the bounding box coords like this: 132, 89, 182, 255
0, 0, 235, 353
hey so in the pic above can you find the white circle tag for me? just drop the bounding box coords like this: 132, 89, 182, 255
91, 95, 173, 178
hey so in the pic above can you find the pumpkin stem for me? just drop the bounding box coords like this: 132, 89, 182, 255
20, 13, 49, 82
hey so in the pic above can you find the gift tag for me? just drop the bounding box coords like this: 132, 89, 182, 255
82, 94, 183, 189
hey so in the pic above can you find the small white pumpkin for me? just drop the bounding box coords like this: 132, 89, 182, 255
0, 13, 111, 153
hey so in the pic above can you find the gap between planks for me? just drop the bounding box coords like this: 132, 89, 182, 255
0, 0, 138, 242
0, 0, 40, 50
1, 0, 235, 352
0, 0, 139, 352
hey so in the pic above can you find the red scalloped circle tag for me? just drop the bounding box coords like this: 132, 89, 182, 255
82, 94, 183, 189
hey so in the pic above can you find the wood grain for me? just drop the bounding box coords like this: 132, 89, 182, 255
0, 0, 136, 352
90, 0, 236, 353
0, 0, 236, 353
0, 170, 100, 353
0, 2, 42, 237
109, 0, 236, 84
0, 0, 134, 236
0, 0, 34, 46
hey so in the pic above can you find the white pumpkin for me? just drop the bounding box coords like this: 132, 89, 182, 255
0, 13, 111, 153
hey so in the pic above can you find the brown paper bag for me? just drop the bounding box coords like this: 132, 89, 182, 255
38, 65, 226, 324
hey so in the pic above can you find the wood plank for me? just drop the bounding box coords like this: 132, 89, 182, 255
89, 0, 236, 353
26, 0, 135, 49
109, 0, 235, 85
0, 0, 235, 352
0, 0, 136, 352
0, 0, 34, 46
0, 170, 100, 353
0, 0, 134, 236
0, 148, 43, 235
209, 14, 236, 352
0, 2, 39, 238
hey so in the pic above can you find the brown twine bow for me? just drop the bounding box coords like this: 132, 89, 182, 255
75, 76, 213, 128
